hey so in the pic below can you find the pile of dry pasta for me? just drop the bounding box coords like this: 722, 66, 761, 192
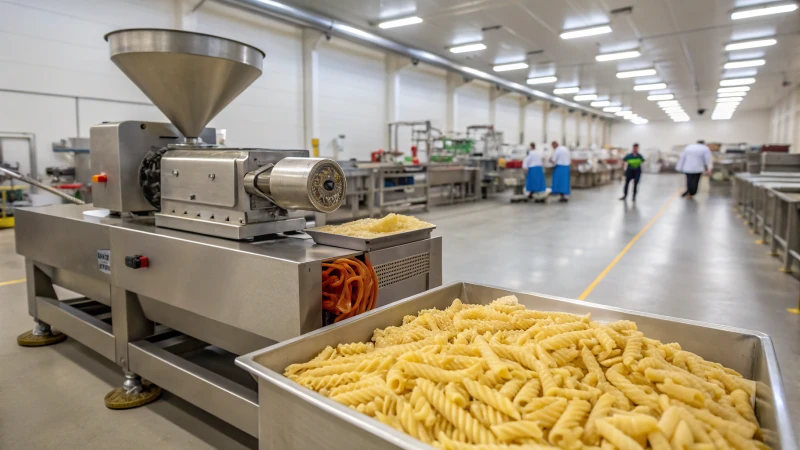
285, 296, 767, 450
322, 257, 379, 323
315, 213, 433, 239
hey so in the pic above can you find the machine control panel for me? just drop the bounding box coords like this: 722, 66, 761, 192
124, 254, 149, 269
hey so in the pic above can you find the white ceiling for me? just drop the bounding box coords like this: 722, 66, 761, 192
281, 0, 800, 122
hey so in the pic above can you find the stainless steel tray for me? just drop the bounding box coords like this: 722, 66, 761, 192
237, 282, 796, 450
304, 226, 436, 251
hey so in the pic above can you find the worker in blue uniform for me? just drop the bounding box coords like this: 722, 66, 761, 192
619, 143, 645, 202
523, 143, 547, 202
550, 140, 571, 202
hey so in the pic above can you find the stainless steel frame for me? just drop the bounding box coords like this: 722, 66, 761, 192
15, 203, 442, 437
237, 282, 796, 450
764, 188, 800, 272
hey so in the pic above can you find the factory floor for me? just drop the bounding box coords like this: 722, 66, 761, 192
1, 173, 798, 449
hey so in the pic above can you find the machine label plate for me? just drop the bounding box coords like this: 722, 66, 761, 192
97, 249, 111, 274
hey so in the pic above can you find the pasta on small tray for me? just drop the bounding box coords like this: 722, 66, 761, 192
284, 295, 768, 450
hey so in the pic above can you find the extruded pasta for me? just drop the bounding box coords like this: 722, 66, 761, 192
284, 296, 770, 449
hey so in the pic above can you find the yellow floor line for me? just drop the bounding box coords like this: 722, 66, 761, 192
578, 189, 682, 300
0, 278, 26, 287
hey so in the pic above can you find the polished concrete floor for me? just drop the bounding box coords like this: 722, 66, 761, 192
1, 173, 798, 449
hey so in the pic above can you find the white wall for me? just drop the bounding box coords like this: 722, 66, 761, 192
524, 102, 545, 146
317, 39, 386, 161
547, 108, 562, 144
455, 83, 490, 131
769, 87, 799, 152
610, 109, 771, 152
395, 65, 447, 155
494, 95, 521, 145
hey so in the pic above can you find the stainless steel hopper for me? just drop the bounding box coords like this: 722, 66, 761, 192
105, 28, 265, 143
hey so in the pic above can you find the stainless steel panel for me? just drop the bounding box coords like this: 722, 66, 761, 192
14, 205, 117, 282
51, 268, 111, 306
237, 282, 796, 450
138, 295, 275, 355
109, 223, 354, 340
128, 340, 258, 437
305, 226, 435, 251
155, 213, 307, 240
112, 286, 154, 370
90, 122, 168, 212
26, 260, 57, 318
36, 296, 115, 361
161, 150, 238, 207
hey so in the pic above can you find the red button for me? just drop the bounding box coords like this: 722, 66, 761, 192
139, 256, 149, 268
92, 173, 108, 183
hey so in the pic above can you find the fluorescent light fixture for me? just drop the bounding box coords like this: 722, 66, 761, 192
648, 94, 674, 101
724, 59, 765, 69
553, 87, 580, 94
718, 91, 747, 97
603, 106, 622, 112
615, 110, 632, 116
616, 69, 657, 79
663, 107, 685, 113
631, 118, 649, 125
718, 86, 751, 93
596, 50, 641, 61
717, 97, 743, 102
526, 76, 557, 85
591, 100, 611, 107
731, 2, 798, 20
633, 83, 667, 91
450, 43, 486, 53
574, 94, 598, 101
720, 77, 756, 86
725, 38, 777, 51
658, 100, 679, 107
378, 16, 423, 29
493, 62, 529, 72
560, 24, 612, 40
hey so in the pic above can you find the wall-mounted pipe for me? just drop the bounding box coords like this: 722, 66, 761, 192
215, 0, 616, 120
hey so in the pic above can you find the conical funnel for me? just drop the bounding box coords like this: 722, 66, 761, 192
105, 29, 264, 140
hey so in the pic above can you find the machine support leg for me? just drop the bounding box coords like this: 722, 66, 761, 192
104, 371, 162, 410
17, 261, 66, 347
780, 207, 796, 273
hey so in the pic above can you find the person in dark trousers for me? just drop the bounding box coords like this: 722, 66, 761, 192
676, 140, 712, 198
619, 143, 645, 202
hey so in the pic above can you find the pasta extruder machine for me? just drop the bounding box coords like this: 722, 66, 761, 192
14, 29, 441, 436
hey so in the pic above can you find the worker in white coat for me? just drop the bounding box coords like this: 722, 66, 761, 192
523, 143, 547, 202
550, 141, 571, 202
676, 140, 713, 198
